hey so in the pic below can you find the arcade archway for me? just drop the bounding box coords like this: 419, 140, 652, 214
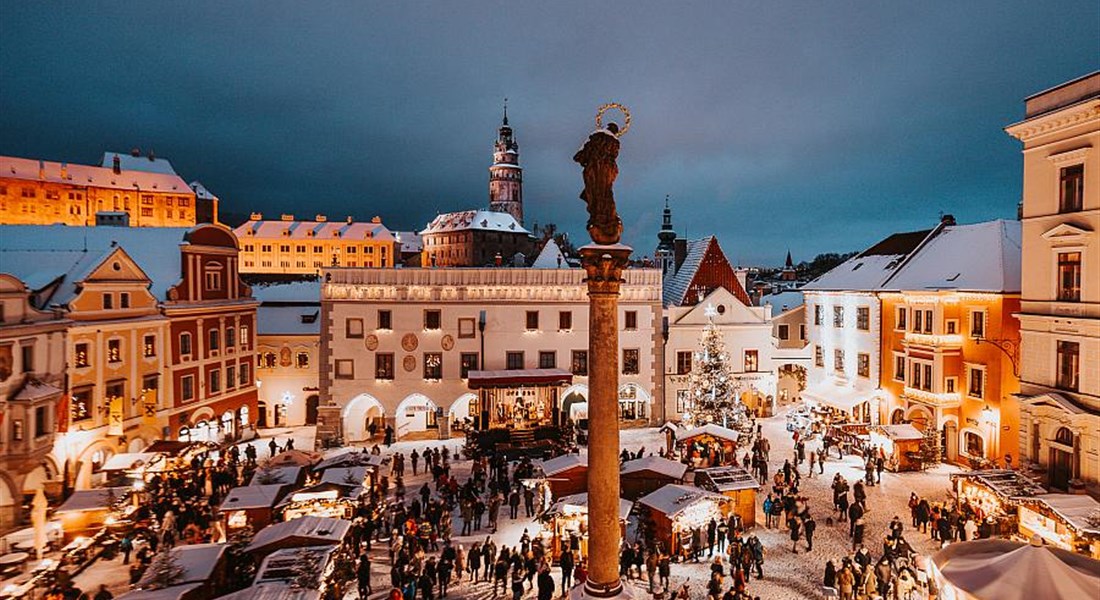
342, 394, 386, 442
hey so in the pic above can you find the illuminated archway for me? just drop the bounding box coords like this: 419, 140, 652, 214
395, 393, 438, 438
342, 394, 386, 442
618, 384, 651, 421
448, 393, 476, 424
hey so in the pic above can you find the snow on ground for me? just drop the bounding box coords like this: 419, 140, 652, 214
20, 410, 964, 600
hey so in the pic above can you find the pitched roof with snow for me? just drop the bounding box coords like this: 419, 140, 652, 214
637, 483, 731, 517
217, 583, 320, 600
234, 219, 396, 243
189, 180, 219, 201
252, 280, 321, 303
0, 225, 192, 307
538, 454, 587, 477
139, 543, 226, 586
760, 290, 804, 311
0, 155, 192, 194
218, 484, 288, 511
100, 151, 180, 175
246, 516, 350, 553
621, 456, 688, 480
532, 238, 570, 268
880, 220, 1021, 293
420, 209, 530, 235
394, 231, 424, 253
803, 228, 932, 291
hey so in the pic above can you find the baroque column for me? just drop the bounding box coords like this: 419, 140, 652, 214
577, 244, 631, 598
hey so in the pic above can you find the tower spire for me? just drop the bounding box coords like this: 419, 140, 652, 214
503, 97, 508, 126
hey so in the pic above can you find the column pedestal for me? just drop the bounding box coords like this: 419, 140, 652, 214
573, 243, 632, 600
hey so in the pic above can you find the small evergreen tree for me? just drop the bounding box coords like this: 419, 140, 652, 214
685, 305, 744, 427
917, 426, 941, 469
144, 549, 185, 590
225, 525, 256, 591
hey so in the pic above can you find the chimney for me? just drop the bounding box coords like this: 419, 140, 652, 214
673, 238, 688, 271
315, 214, 327, 222
112, 155, 121, 174
1016, 201, 1023, 221
60, 162, 68, 179
735, 267, 749, 293
130, 147, 141, 157
37, 160, 45, 180
249, 212, 263, 221
940, 213, 956, 226
147, 149, 155, 161
280, 214, 294, 221
346, 216, 353, 224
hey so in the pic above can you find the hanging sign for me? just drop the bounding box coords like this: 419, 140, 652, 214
108, 395, 124, 436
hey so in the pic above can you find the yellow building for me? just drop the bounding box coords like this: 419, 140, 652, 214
234, 214, 398, 274
0, 152, 214, 227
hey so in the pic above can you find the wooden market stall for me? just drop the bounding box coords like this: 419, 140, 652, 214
637, 484, 733, 558
870, 424, 924, 472
537, 454, 588, 498
693, 466, 760, 528
219, 484, 290, 532
117, 584, 205, 600
276, 483, 361, 522
136, 543, 228, 600
245, 515, 351, 563
951, 470, 1047, 537
677, 424, 743, 467
1016, 494, 1100, 559
268, 449, 322, 469
539, 493, 633, 563
250, 465, 305, 488
620, 456, 688, 501
54, 487, 131, 542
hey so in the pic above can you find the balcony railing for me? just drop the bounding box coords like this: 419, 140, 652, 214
903, 386, 961, 407
903, 332, 963, 348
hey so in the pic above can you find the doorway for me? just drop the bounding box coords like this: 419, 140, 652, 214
305, 394, 320, 425
1049, 427, 1074, 491
942, 421, 958, 464
257, 401, 268, 428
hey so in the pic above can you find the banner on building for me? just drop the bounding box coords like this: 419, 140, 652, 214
108, 395, 124, 436
142, 387, 159, 427
56, 393, 70, 433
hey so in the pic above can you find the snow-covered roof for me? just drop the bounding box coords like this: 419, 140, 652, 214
803, 228, 931, 291
250, 465, 303, 486
694, 466, 760, 492
0, 225, 193, 306
761, 290, 804, 312
258, 305, 320, 336
139, 543, 226, 586
319, 466, 368, 487
218, 583, 320, 600
188, 180, 218, 201
100, 151, 180, 175
1025, 494, 1100, 534
621, 456, 688, 480
252, 280, 321, 303
234, 219, 396, 243
102, 452, 161, 472
663, 237, 710, 306
538, 454, 587, 477
880, 220, 1021, 293
246, 516, 350, 553
219, 484, 288, 511
13, 381, 63, 401
55, 487, 129, 513
314, 450, 382, 472
394, 231, 424, 253
255, 546, 337, 584
638, 484, 731, 518
663, 237, 752, 307
420, 209, 530, 235
677, 424, 742, 444
267, 449, 321, 467
532, 239, 570, 269
544, 493, 633, 521
0, 155, 192, 194
874, 424, 924, 441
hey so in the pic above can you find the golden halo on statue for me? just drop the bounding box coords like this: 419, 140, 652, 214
596, 103, 631, 137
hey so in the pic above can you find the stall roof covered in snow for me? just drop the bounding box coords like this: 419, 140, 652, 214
55, 487, 130, 513
0, 225, 193, 307
537, 454, 588, 477
677, 424, 742, 444
931, 538, 1100, 600
117, 584, 204, 600
255, 546, 337, 584
621, 456, 689, 480
949, 470, 1047, 501
420, 209, 530, 235
319, 466, 368, 487
1022, 494, 1100, 535
873, 424, 925, 441
102, 452, 162, 472
139, 543, 226, 587
219, 484, 288, 511
544, 493, 633, 521
638, 484, 731, 518
879, 220, 1021, 293
246, 516, 350, 553
694, 466, 761, 492
314, 450, 383, 472
250, 466, 303, 486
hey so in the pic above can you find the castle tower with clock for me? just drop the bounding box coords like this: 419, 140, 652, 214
488, 104, 524, 225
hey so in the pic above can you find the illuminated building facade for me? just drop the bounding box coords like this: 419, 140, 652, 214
253, 281, 321, 428
878, 220, 1022, 467
321, 267, 664, 440
0, 151, 215, 227
1006, 72, 1100, 493
0, 275, 67, 533
234, 214, 398, 274
0, 224, 256, 491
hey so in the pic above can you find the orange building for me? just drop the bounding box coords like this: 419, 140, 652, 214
878, 219, 1022, 467
0, 151, 216, 227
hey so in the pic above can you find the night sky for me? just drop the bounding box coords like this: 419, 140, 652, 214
1, 3, 1097, 265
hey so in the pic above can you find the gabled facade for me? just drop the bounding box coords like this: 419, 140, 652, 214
1006, 72, 1100, 493
663, 236, 752, 307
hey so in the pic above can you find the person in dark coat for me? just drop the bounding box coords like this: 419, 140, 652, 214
803, 516, 816, 552
537, 569, 555, 600
788, 516, 801, 553
358, 553, 373, 599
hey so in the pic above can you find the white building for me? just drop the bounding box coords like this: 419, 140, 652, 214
253, 281, 322, 428
321, 267, 664, 441
1006, 72, 1100, 493
802, 227, 934, 424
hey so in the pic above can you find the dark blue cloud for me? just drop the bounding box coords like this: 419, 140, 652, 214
1, 1, 1096, 264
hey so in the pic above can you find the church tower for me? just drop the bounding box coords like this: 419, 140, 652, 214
488, 103, 524, 225
656, 195, 677, 275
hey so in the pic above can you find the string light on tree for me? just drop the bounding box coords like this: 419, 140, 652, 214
684, 303, 746, 427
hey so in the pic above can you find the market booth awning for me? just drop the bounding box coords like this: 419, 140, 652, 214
102, 452, 164, 472
677, 424, 741, 444
466, 368, 572, 389
543, 492, 633, 522
930, 537, 1100, 600
802, 381, 875, 411
268, 449, 322, 468
638, 483, 732, 520
246, 516, 350, 558
219, 484, 289, 512
217, 582, 319, 600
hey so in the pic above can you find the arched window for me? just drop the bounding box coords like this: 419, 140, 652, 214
964, 431, 984, 458
1055, 427, 1074, 446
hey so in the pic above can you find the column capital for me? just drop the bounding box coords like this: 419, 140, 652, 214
580, 244, 632, 295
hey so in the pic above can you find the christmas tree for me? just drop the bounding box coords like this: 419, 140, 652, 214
917, 425, 941, 470
144, 549, 185, 590
684, 304, 743, 427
